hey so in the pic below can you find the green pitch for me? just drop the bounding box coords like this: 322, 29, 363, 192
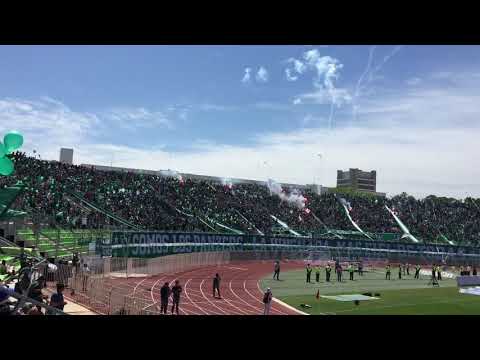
260, 269, 480, 315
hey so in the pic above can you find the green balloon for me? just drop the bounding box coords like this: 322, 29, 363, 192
0, 156, 14, 176
0, 142, 5, 158
4, 131, 24, 154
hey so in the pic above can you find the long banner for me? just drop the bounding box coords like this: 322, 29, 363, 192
99, 231, 480, 257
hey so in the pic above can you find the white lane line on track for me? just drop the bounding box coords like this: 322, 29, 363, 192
226, 271, 260, 315
199, 279, 228, 315
184, 278, 209, 315
228, 279, 263, 314
128, 277, 149, 297
226, 267, 249, 271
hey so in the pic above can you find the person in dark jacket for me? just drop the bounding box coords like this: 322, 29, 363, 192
414, 264, 421, 279
273, 261, 280, 281
171, 280, 182, 315
160, 282, 170, 314
337, 264, 343, 282
28, 276, 48, 303
213, 273, 221, 298
48, 283, 67, 314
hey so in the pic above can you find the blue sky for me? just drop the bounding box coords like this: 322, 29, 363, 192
1, 45, 480, 198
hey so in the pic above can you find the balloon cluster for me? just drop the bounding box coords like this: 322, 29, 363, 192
0, 131, 24, 176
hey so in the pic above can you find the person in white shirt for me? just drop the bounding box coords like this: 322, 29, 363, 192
263, 288, 273, 315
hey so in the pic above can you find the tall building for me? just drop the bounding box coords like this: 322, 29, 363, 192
59, 148, 74, 164
337, 168, 376, 193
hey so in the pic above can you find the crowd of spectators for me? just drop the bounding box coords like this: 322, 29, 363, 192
1, 152, 480, 246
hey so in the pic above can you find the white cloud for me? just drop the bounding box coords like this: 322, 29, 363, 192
406, 77, 422, 86
198, 104, 236, 111
5, 72, 480, 199
105, 107, 173, 129
285, 68, 298, 82
296, 88, 352, 107
285, 58, 307, 81
256, 66, 269, 83
293, 98, 302, 105
286, 48, 349, 109
241, 67, 252, 83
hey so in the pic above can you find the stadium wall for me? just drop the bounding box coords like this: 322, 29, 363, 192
96, 231, 480, 259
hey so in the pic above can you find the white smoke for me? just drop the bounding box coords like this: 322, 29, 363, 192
339, 197, 352, 211
221, 178, 234, 189
266, 179, 307, 209
160, 169, 184, 182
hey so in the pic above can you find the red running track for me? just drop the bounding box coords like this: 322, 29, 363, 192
101, 260, 306, 315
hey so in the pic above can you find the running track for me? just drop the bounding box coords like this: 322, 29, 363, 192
79, 261, 306, 315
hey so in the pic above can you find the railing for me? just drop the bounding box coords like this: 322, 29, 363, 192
61, 252, 231, 315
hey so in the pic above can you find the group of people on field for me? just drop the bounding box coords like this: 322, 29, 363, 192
302, 260, 363, 283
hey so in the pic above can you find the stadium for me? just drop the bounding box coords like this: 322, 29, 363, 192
2, 45, 480, 316
1, 151, 480, 315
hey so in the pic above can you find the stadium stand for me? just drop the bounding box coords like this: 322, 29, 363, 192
1, 152, 480, 247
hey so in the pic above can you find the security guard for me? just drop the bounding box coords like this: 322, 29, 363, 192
306, 264, 312, 283
315, 265, 320, 283
348, 263, 354, 281
386, 264, 391, 280
414, 264, 421, 279
325, 264, 332, 282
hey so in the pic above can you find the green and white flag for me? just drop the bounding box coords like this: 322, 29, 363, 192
385, 205, 420, 243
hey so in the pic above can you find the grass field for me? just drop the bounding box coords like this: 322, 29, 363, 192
260, 268, 480, 315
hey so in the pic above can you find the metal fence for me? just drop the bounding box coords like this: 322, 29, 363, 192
60, 252, 231, 315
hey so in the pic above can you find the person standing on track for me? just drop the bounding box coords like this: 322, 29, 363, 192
160, 282, 170, 314
386, 264, 391, 280
171, 280, 182, 315
263, 287, 273, 315
213, 273, 221, 298
398, 264, 402, 280
306, 264, 312, 283
348, 263, 354, 281
358, 261, 363, 276
325, 263, 332, 282
431, 264, 436, 281
273, 261, 280, 281
437, 265, 442, 281
406, 263, 410, 276
337, 264, 343, 282
414, 264, 421, 279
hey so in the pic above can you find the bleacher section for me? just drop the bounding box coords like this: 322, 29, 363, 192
16, 228, 108, 258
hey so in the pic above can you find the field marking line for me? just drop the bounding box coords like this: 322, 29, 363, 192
272, 298, 310, 315
226, 266, 249, 271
